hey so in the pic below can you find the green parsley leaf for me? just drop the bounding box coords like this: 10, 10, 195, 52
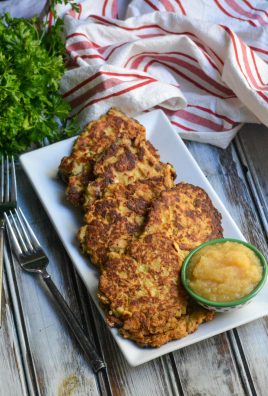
0, 8, 79, 155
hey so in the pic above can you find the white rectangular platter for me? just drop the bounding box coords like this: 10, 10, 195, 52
20, 109, 268, 367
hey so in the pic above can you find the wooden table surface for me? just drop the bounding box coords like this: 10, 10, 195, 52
1, 123, 268, 396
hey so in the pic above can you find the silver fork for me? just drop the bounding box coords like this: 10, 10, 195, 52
4, 208, 106, 373
0, 156, 17, 326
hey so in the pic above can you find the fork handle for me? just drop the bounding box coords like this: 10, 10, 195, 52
41, 270, 106, 373
0, 219, 4, 327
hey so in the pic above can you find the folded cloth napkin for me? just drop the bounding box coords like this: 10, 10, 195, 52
3, 0, 268, 148
59, 0, 268, 148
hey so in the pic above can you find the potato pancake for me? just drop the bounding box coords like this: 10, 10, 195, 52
98, 233, 214, 347
144, 183, 223, 251
58, 108, 223, 349
83, 136, 175, 210
97, 182, 222, 347
78, 173, 174, 267
58, 108, 146, 206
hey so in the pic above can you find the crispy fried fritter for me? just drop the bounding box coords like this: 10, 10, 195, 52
58, 108, 146, 206
83, 136, 176, 210
144, 183, 223, 250
97, 182, 221, 347
78, 174, 174, 267
98, 233, 214, 347
59, 107, 221, 348
121, 304, 214, 347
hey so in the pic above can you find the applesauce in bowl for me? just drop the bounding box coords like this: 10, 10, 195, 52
181, 238, 268, 312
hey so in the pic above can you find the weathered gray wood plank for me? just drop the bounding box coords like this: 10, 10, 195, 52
71, 141, 257, 396
13, 167, 184, 396
164, 141, 259, 396
236, 124, 268, 235
0, 251, 28, 396
10, 167, 100, 396
171, 335, 246, 396
9, 124, 268, 396
174, 139, 268, 396
75, 273, 181, 396
233, 125, 268, 396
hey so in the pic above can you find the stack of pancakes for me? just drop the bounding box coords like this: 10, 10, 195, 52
59, 108, 223, 347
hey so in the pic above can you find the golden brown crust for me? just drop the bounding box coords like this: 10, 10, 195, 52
58, 108, 222, 349
96, 177, 221, 347
98, 233, 214, 347
83, 137, 176, 210
144, 183, 223, 250
120, 308, 214, 347
58, 108, 146, 206
78, 174, 174, 267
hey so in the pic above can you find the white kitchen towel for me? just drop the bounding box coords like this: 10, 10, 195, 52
3, 0, 267, 148
59, 0, 268, 148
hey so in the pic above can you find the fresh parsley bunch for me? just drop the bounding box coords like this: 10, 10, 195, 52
0, 9, 78, 155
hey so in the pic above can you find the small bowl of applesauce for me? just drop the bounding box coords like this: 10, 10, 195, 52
181, 238, 268, 312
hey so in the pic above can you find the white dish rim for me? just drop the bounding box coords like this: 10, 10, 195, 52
19, 109, 268, 366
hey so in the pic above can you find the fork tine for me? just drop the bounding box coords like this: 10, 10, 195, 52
10, 156, 17, 204
0, 156, 3, 203
5, 156, 9, 203
15, 209, 36, 252
4, 212, 23, 256
18, 208, 41, 251
9, 210, 29, 253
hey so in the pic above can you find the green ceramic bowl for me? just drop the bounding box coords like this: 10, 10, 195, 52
181, 238, 268, 312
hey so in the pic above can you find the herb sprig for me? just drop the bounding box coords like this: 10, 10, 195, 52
0, 1, 79, 155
